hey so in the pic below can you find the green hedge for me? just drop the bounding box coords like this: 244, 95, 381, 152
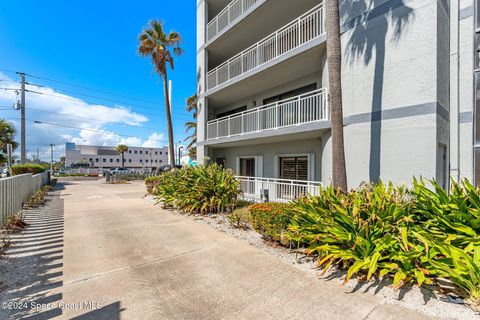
286, 179, 480, 309
10, 164, 45, 175
152, 163, 240, 214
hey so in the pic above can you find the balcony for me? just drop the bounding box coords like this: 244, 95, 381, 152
206, 4, 325, 92
207, 0, 261, 42
237, 176, 322, 203
207, 88, 328, 140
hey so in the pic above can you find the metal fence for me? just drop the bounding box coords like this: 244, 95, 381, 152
0, 172, 50, 225
236, 176, 321, 203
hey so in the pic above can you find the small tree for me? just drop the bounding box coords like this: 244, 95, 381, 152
0, 119, 18, 164
184, 94, 198, 150
116, 145, 128, 168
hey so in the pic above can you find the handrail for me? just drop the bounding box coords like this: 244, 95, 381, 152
207, 4, 325, 91
206, 88, 328, 140
206, 0, 260, 42
236, 175, 322, 186
208, 88, 327, 124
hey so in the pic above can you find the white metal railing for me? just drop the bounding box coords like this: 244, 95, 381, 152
207, 4, 325, 91
236, 176, 321, 203
207, 88, 328, 140
207, 0, 259, 42
0, 172, 50, 225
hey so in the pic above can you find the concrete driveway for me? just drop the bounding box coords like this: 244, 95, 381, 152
0, 179, 436, 319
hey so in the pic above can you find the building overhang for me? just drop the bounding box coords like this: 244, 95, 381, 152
199, 120, 331, 148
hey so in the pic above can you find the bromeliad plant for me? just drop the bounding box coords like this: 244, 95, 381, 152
286, 178, 480, 307
153, 163, 240, 214
287, 181, 432, 286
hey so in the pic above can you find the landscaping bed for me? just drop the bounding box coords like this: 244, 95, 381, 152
147, 165, 480, 319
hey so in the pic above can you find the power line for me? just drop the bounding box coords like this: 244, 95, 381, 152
31, 119, 169, 142
0, 72, 195, 119
6, 117, 170, 142
22, 73, 192, 115
26, 106, 187, 135
19, 86, 193, 121
0, 86, 192, 121
25, 72, 164, 105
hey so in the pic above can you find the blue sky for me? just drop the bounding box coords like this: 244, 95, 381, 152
0, 0, 196, 161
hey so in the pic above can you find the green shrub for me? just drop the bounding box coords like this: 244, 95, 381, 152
286, 178, 480, 307
10, 164, 45, 175
227, 207, 252, 229
287, 182, 428, 286
145, 176, 162, 194
153, 163, 240, 214
410, 179, 480, 308
250, 202, 293, 243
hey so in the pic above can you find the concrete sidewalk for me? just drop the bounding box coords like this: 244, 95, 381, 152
0, 179, 437, 319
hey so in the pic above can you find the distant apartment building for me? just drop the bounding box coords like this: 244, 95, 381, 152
65, 143, 169, 170
196, 0, 475, 201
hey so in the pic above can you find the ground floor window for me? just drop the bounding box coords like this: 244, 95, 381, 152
279, 156, 308, 181
239, 158, 255, 177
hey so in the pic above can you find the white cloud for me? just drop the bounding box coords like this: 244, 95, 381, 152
0, 72, 167, 160
142, 132, 165, 148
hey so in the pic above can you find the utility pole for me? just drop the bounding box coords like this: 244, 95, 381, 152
36, 147, 40, 164
50, 144, 55, 172
6, 144, 12, 167
18, 73, 26, 164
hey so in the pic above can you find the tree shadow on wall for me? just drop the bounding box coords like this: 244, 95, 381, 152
340, 0, 415, 182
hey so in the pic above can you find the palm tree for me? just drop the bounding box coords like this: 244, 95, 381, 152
184, 94, 197, 150
116, 144, 128, 168
138, 20, 183, 167
325, 0, 347, 191
0, 119, 17, 164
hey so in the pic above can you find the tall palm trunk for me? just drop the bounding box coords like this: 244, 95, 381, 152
121, 152, 125, 168
162, 68, 176, 166
325, 0, 347, 191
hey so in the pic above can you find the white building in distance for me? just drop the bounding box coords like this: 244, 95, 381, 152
65, 143, 169, 170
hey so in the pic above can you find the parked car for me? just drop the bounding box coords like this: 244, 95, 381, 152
1, 167, 8, 178
110, 168, 130, 173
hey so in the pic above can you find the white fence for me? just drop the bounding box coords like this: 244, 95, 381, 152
236, 176, 321, 203
207, 4, 325, 91
207, 88, 328, 140
0, 172, 50, 225
207, 0, 259, 42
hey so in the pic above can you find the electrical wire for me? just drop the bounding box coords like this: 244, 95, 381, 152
22, 86, 193, 121
25, 106, 187, 135
5, 117, 170, 143
25, 82, 191, 117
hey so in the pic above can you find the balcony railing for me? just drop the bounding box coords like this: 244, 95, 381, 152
207, 4, 325, 91
207, 0, 260, 42
237, 176, 321, 203
207, 88, 328, 140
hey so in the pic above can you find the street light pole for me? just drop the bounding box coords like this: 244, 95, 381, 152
50, 144, 55, 172
177, 143, 183, 166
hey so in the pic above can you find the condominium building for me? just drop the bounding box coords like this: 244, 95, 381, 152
196, 0, 475, 201
65, 143, 169, 170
